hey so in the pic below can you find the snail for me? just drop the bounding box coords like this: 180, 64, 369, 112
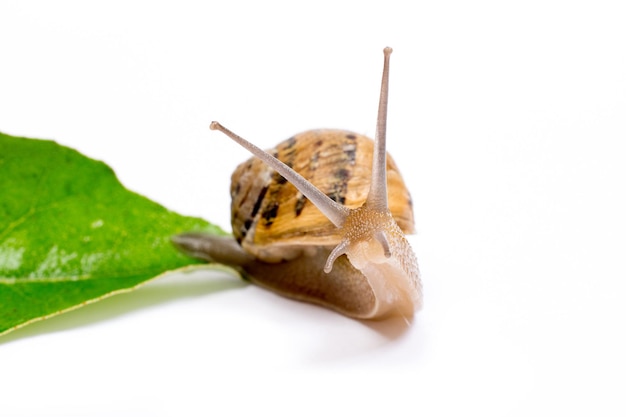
173, 47, 422, 320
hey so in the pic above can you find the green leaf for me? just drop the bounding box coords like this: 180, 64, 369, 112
0, 131, 226, 336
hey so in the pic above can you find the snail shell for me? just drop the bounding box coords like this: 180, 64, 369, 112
174, 47, 422, 320
231, 129, 414, 264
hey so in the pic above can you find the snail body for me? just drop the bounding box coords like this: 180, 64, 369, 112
174, 48, 422, 320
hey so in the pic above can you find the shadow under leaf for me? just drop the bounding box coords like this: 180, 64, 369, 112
0, 269, 247, 345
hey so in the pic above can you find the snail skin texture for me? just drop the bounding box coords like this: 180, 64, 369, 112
174, 47, 422, 320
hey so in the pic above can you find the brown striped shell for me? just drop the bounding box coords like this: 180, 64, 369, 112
230, 129, 414, 263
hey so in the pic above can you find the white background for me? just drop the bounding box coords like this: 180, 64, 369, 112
1, 1, 625, 416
